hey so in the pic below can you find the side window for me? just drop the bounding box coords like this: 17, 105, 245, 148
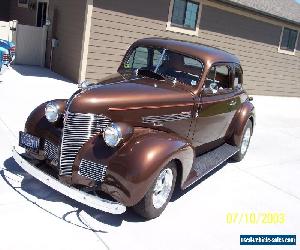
184, 57, 203, 68
234, 65, 243, 89
204, 65, 232, 94
126, 47, 148, 69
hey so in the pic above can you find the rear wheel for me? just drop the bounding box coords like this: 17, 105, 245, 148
133, 162, 177, 219
231, 120, 252, 162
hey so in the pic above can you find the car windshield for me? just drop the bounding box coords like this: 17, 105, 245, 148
123, 46, 204, 87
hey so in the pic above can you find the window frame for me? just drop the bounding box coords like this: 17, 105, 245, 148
278, 26, 299, 56
232, 63, 243, 91
166, 0, 202, 36
18, 0, 29, 8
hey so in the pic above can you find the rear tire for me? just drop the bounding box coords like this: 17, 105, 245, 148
231, 120, 252, 162
133, 162, 177, 219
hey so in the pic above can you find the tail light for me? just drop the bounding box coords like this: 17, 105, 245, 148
2, 53, 10, 61
10, 46, 16, 53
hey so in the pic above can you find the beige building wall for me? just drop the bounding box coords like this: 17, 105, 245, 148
46, 0, 87, 82
86, 0, 300, 97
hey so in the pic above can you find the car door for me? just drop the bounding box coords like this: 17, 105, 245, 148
192, 64, 237, 151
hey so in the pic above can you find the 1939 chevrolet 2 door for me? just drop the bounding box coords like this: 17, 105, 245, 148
13, 38, 255, 219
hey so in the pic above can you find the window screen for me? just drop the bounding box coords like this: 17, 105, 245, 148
171, 0, 199, 30
280, 27, 298, 52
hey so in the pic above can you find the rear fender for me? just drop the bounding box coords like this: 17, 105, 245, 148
229, 101, 255, 146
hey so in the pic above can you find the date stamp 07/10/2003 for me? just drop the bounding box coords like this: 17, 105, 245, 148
226, 212, 285, 225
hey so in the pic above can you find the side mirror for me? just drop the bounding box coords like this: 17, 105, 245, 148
78, 80, 92, 90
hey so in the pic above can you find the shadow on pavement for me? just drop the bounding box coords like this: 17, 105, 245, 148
11, 65, 75, 83
171, 161, 228, 202
2, 156, 230, 227
1, 157, 146, 233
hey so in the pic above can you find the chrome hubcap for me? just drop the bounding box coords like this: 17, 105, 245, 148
152, 168, 173, 209
241, 128, 251, 155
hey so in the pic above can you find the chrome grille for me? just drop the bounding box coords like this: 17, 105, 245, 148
60, 112, 111, 176
44, 139, 59, 165
79, 159, 107, 182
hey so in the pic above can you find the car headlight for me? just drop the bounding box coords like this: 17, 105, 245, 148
103, 123, 133, 147
45, 102, 59, 123
103, 123, 122, 147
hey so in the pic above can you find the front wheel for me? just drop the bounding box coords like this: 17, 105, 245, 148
231, 119, 252, 162
133, 162, 177, 219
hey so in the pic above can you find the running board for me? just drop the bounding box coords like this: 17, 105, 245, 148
192, 143, 239, 178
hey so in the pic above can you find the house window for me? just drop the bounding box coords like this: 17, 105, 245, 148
18, 0, 29, 8
279, 27, 299, 55
171, 0, 199, 30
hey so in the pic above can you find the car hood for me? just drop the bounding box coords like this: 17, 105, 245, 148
68, 77, 194, 115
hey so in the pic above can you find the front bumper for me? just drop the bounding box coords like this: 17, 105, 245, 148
12, 146, 126, 214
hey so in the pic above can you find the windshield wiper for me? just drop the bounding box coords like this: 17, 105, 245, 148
154, 49, 166, 73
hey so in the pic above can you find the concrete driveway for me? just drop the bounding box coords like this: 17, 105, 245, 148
0, 66, 299, 250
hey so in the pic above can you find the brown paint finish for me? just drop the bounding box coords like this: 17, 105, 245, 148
21, 38, 255, 208
25, 99, 66, 145
73, 128, 193, 206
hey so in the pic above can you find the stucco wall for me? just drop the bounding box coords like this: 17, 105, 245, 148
46, 0, 87, 82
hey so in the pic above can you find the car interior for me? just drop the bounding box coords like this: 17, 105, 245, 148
204, 65, 233, 94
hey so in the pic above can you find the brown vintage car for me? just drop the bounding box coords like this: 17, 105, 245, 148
13, 38, 255, 219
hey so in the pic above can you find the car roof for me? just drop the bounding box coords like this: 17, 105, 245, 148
133, 38, 240, 66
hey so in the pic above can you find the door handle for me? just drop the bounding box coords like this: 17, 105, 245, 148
229, 100, 236, 106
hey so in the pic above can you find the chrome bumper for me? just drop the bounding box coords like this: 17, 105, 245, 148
12, 147, 126, 214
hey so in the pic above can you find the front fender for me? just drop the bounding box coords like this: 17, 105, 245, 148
25, 99, 66, 144
73, 128, 194, 207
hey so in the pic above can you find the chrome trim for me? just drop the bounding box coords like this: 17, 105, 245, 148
45, 101, 60, 123
44, 139, 59, 166
12, 147, 126, 214
79, 159, 108, 182
241, 127, 251, 155
142, 111, 192, 124
60, 112, 111, 176
152, 168, 173, 209
103, 123, 123, 147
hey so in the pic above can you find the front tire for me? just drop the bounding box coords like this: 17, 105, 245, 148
231, 119, 252, 162
133, 162, 177, 219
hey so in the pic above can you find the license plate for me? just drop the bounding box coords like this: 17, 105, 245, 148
19, 132, 40, 151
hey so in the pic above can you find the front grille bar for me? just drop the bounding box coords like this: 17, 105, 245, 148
59, 112, 111, 176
